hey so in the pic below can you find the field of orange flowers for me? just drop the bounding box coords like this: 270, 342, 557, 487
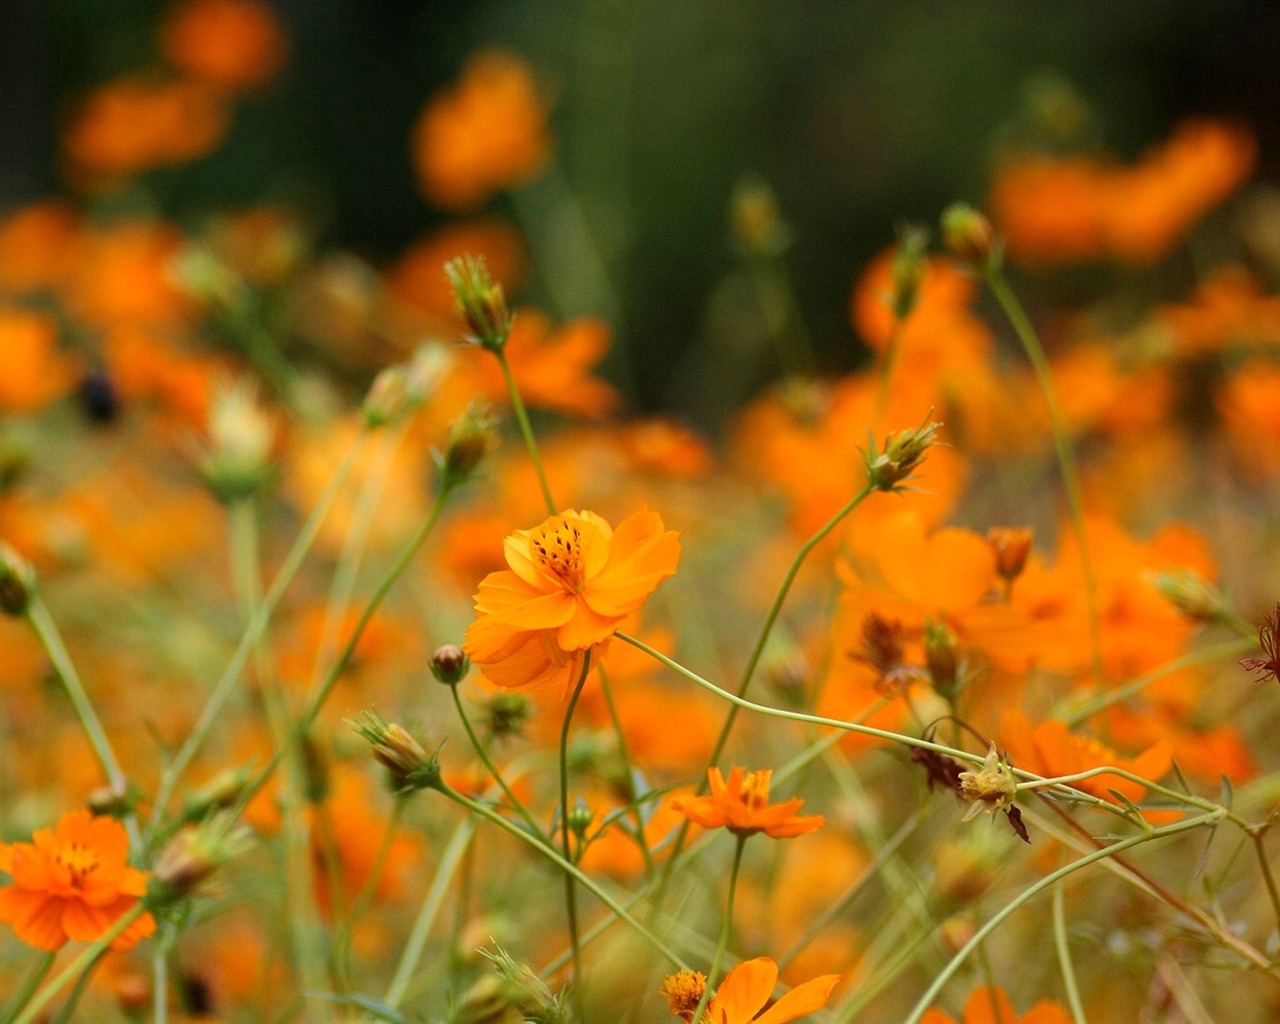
4, 2, 1280, 1022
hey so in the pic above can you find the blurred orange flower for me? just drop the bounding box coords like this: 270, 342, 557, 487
672, 767, 824, 840
412, 49, 551, 209
921, 985, 1072, 1024
992, 119, 1255, 266
159, 0, 289, 92
0, 810, 155, 952
464, 506, 680, 693
62, 75, 230, 184
0, 309, 75, 413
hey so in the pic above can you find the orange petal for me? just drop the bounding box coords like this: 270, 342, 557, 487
710, 958, 776, 1024
754, 973, 839, 1024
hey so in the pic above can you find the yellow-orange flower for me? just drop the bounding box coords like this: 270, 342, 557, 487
0, 810, 156, 952
159, 0, 289, 93
662, 957, 838, 1024
921, 985, 1072, 1024
672, 767, 824, 840
463, 506, 680, 693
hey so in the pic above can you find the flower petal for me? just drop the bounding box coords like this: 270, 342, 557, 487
710, 958, 776, 1024
754, 973, 840, 1024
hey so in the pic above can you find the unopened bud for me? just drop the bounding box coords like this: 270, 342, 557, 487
437, 402, 498, 489
183, 767, 254, 822
987, 526, 1033, 586
350, 709, 441, 793
731, 177, 789, 257
484, 691, 531, 741
431, 644, 470, 686
890, 224, 929, 321
455, 946, 565, 1024
445, 254, 511, 352
941, 203, 1000, 271
566, 797, 594, 839
194, 379, 276, 503
87, 781, 135, 819
864, 418, 943, 492
1152, 569, 1227, 624
149, 814, 253, 905
923, 619, 960, 700
362, 345, 453, 429
0, 542, 35, 617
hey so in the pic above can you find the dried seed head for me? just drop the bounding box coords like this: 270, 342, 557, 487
958, 744, 1017, 821
864, 417, 943, 492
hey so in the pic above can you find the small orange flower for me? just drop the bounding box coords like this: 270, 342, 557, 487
159, 0, 289, 93
672, 767, 824, 840
662, 957, 838, 1024
463, 506, 680, 693
0, 809, 156, 952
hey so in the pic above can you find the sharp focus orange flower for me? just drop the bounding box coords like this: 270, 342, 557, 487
672, 767, 825, 840
463, 506, 680, 693
0, 810, 156, 952
921, 985, 1072, 1024
662, 957, 838, 1024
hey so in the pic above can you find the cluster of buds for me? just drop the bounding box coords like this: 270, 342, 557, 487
193, 378, 277, 503
0, 541, 35, 617
349, 709, 442, 794
863, 417, 943, 492
445, 254, 512, 353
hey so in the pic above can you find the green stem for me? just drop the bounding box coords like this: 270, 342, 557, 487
984, 267, 1103, 686
434, 779, 687, 971
495, 348, 556, 515
51, 946, 106, 1024
14, 901, 149, 1024
598, 664, 656, 879
150, 432, 369, 834
560, 652, 593, 1005
334, 795, 407, 993
384, 816, 476, 1009
1251, 828, 1280, 938
25, 597, 140, 849
875, 316, 905, 418
448, 683, 547, 843
1053, 880, 1087, 1024
692, 833, 749, 1024
1, 951, 55, 1023
902, 812, 1223, 1024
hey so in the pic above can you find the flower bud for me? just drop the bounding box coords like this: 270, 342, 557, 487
863, 418, 943, 492
437, 402, 499, 489
958, 744, 1018, 822
923, 618, 961, 700
1152, 569, 1227, 624
731, 177, 789, 257
149, 814, 253, 906
87, 780, 136, 819
890, 224, 930, 321
362, 345, 453, 429
182, 766, 254, 822
941, 203, 1000, 271
194, 378, 276, 503
454, 946, 566, 1024
987, 526, 1033, 586
0, 542, 35, 617
350, 709, 442, 793
431, 644, 471, 686
445, 254, 511, 352
483, 692, 532, 741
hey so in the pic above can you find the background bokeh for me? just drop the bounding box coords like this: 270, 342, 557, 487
3, 0, 1278, 424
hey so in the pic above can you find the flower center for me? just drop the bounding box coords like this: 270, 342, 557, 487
742, 770, 772, 811
55, 842, 100, 886
531, 519, 586, 592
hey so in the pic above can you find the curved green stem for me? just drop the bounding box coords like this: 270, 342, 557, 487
384, 816, 476, 1009
1053, 880, 1087, 1024
496, 349, 556, 515
903, 812, 1222, 1024
433, 779, 687, 971
449, 683, 547, 843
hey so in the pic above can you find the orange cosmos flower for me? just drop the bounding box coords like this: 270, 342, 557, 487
921, 985, 1072, 1024
463, 506, 680, 693
0, 810, 156, 952
661, 957, 838, 1024
672, 767, 824, 840
159, 0, 289, 93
